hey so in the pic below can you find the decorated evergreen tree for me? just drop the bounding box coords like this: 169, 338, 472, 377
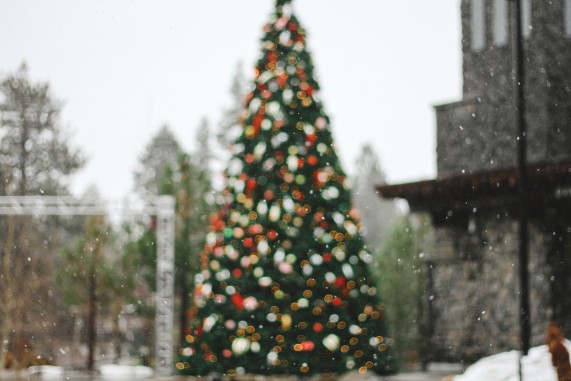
178, 0, 396, 376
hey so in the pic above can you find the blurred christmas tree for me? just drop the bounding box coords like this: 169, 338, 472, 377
178, 0, 396, 376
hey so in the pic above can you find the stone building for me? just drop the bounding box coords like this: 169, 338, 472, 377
378, 0, 571, 363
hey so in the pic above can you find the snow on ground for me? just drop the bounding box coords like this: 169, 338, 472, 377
28, 365, 65, 379
454, 340, 571, 381
99, 364, 153, 379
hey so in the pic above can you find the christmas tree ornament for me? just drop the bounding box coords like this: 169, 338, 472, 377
178, 0, 396, 376
232, 337, 250, 356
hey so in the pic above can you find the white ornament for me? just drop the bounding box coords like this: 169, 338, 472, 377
243, 296, 258, 311
232, 337, 250, 356
257, 200, 268, 216
325, 272, 336, 283
278, 262, 293, 274
287, 155, 298, 172
269, 204, 281, 222
342, 263, 355, 278
254, 142, 267, 160
322, 334, 340, 351
203, 315, 216, 332
302, 264, 313, 276
349, 325, 362, 335
310, 254, 323, 266
250, 342, 261, 353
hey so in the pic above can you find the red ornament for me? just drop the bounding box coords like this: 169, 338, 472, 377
231, 293, 245, 310
288, 22, 298, 31
264, 189, 275, 200
249, 224, 263, 235
277, 74, 288, 85
252, 114, 263, 133
335, 276, 347, 289
246, 178, 257, 191
222, 349, 233, 358
232, 268, 243, 278
306, 134, 317, 145
313, 322, 323, 333
293, 191, 305, 201
244, 92, 254, 105
267, 230, 278, 240
301, 341, 315, 351
323, 253, 332, 262
332, 297, 342, 307
243, 237, 254, 248
210, 213, 225, 231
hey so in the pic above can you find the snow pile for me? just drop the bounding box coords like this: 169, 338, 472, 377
27, 365, 65, 379
454, 340, 571, 381
99, 364, 153, 379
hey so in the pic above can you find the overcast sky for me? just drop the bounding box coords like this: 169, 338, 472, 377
0, 0, 462, 201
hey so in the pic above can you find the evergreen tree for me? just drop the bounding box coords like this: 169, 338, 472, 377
217, 62, 248, 153
375, 216, 431, 367
179, 0, 396, 376
0, 63, 85, 195
133, 124, 182, 196
195, 118, 213, 174
162, 152, 215, 344
132, 126, 215, 344
353, 144, 400, 253
0, 63, 85, 368
58, 212, 113, 371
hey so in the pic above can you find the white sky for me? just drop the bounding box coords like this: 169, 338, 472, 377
0, 0, 462, 200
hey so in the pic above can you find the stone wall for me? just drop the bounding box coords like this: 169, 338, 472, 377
437, 0, 571, 175
424, 210, 551, 363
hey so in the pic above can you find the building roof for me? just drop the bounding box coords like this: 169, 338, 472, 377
376, 161, 571, 213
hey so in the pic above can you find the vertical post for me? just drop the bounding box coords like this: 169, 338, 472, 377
511, 0, 531, 360
155, 196, 176, 376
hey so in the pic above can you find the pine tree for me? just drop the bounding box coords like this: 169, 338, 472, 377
195, 118, 213, 174
375, 216, 428, 367
178, 0, 396, 376
353, 144, 400, 253
132, 126, 215, 345
0, 63, 85, 368
133, 124, 182, 196
0, 63, 85, 195
217, 62, 248, 154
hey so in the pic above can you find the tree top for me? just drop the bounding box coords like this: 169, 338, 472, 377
276, 0, 292, 7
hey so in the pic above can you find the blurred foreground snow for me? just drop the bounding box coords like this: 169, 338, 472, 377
454, 340, 571, 381
28, 365, 64, 379
99, 364, 153, 379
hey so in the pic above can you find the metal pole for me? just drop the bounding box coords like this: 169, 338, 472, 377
154, 196, 176, 376
510, 0, 531, 361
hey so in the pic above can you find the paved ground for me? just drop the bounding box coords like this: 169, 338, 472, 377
0, 365, 462, 381
337, 368, 459, 381
151, 367, 462, 381
371, 371, 456, 381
